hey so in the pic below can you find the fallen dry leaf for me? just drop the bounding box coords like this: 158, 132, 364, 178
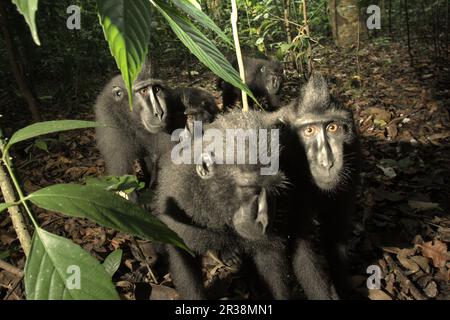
417, 240, 449, 268
368, 289, 393, 300
408, 201, 442, 212
397, 254, 420, 273
411, 256, 431, 273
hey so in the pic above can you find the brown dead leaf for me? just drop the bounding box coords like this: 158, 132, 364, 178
111, 233, 130, 250
411, 256, 431, 273
423, 281, 438, 298
368, 289, 393, 300
0, 231, 16, 246
386, 123, 398, 139
408, 201, 442, 212
365, 107, 392, 123
417, 240, 449, 268
397, 254, 420, 273
23, 179, 39, 193
150, 284, 180, 300
382, 247, 401, 254
65, 167, 88, 180
437, 227, 450, 242
427, 131, 450, 141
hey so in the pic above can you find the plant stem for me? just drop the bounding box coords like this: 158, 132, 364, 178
0, 127, 36, 256
230, 0, 249, 112
3, 159, 38, 227
0, 164, 32, 256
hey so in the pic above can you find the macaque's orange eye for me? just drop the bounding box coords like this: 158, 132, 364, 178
139, 87, 148, 95
327, 123, 340, 133
303, 125, 316, 137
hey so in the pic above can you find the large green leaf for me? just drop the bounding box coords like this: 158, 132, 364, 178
85, 175, 144, 193
171, 0, 233, 47
5, 120, 100, 152
103, 249, 122, 276
26, 184, 189, 252
96, 0, 152, 107
12, 0, 40, 45
25, 227, 119, 300
151, 0, 256, 103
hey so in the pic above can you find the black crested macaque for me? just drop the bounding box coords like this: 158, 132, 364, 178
94, 67, 185, 191
154, 111, 290, 299
273, 73, 360, 299
221, 56, 283, 111
174, 87, 220, 133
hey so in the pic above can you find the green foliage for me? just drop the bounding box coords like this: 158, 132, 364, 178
25, 227, 119, 300
171, 0, 233, 47
1, 119, 190, 300
4, 120, 100, 153
26, 184, 189, 252
103, 249, 123, 276
85, 175, 145, 193
152, 0, 256, 102
97, 0, 152, 108
11, 0, 40, 45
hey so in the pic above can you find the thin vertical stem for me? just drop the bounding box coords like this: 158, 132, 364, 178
231, 0, 249, 112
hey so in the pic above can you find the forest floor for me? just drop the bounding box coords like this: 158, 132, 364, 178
0, 39, 449, 300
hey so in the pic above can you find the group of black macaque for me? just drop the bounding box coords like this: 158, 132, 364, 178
94, 56, 360, 300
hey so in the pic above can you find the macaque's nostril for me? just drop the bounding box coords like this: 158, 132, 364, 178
154, 106, 164, 121
321, 159, 333, 170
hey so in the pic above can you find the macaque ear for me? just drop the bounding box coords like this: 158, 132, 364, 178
260, 65, 266, 73
196, 152, 215, 179
301, 73, 330, 109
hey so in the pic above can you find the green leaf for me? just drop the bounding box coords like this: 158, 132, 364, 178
85, 175, 144, 193
12, 0, 40, 45
96, 0, 152, 108
26, 184, 190, 253
0, 202, 18, 214
151, 0, 257, 103
171, 0, 233, 47
25, 227, 119, 300
34, 139, 49, 153
103, 249, 122, 276
6, 120, 100, 151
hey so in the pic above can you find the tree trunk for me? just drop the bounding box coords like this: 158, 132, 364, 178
328, 0, 366, 47
0, 2, 41, 122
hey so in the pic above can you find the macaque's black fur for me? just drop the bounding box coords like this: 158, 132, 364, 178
94, 76, 178, 183
175, 87, 220, 124
153, 111, 291, 300
94, 63, 219, 192
271, 74, 360, 299
221, 56, 283, 111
